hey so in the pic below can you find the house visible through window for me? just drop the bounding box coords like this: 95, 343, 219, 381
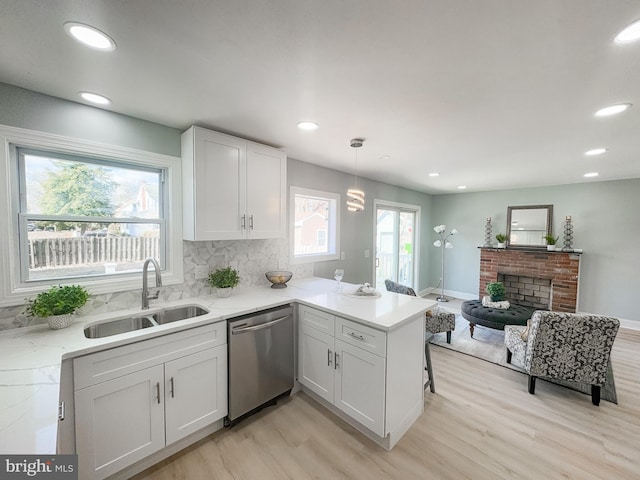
17, 147, 165, 282
290, 187, 340, 263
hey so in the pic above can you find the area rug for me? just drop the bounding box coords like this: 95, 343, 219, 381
430, 315, 618, 403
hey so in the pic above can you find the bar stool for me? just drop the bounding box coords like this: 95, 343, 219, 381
424, 331, 435, 393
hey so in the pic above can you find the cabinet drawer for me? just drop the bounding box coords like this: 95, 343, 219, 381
335, 317, 386, 357
298, 304, 335, 335
74, 322, 226, 390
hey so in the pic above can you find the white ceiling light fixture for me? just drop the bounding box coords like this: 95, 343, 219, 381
614, 19, 640, 44
429, 172, 440, 177
457, 185, 467, 190
64, 22, 116, 51
584, 172, 600, 178
296, 121, 319, 131
79, 91, 111, 105
594, 103, 631, 117
346, 138, 365, 213
585, 148, 607, 156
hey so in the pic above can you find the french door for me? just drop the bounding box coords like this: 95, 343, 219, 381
374, 201, 420, 290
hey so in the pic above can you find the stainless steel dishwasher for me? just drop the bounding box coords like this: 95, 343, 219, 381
227, 304, 294, 424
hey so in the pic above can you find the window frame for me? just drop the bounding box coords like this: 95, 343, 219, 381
289, 186, 340, 264
0, 125, 183, 307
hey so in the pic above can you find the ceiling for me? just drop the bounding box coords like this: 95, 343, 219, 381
1, 0, 639, 194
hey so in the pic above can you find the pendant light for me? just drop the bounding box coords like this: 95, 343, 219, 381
347, 138, 365, 212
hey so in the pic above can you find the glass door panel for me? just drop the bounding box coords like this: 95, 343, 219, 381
375, 206, 416, 289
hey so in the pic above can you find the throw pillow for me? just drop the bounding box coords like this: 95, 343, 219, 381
520, 319, 531, 341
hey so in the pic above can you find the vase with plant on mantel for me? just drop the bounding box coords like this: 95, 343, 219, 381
495, 233, 507, 248
25, 284, 90, 329
208, 267, 240, 298
544, 234, 559, 251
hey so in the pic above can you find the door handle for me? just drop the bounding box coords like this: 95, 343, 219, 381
170, 377, 175, 398
249, 215, 254, 230
231, 315, 290, 334
334, 352, 340, 369
375, 257, 380, 268
348, 332, 365, 341
155, 382, 161, 404
241, 214, 246, 230
58, 401, 65, 421
327, 349, 333, 366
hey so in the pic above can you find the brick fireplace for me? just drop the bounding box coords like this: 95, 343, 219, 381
479, 248, 581, 312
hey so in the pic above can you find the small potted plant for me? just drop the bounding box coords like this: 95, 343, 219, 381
25, 284, 90, 329
544, 234, 559, 251
208, 267, 240, 298
485, 281, 506, 302
495, 233, 507, 248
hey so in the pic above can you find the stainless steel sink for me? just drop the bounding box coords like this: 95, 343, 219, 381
84, 316, 156, 339
151, 305, 208, 325
84, 305, 210, 338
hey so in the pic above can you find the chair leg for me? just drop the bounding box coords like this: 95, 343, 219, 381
446, 330, 452, 344
424, 342, 435, 393
506, 348, 512, 364
528, 375, 536, 394
591, 385, 601, 406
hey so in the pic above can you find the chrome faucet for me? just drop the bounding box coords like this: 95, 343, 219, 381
142, 257, 163, 310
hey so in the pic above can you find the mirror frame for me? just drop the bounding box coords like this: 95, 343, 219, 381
506, 204, 553, 248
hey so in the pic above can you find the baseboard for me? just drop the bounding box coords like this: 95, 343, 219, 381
419, 287, 476, 301
619, 318, 640, 331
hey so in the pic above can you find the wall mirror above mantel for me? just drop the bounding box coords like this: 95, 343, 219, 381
506, 204, 553, 248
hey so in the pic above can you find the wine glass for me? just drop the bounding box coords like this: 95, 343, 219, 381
334, 268, 344, 291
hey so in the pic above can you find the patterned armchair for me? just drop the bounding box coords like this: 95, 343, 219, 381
384, 279, 455, 343
504, 310, 619, 406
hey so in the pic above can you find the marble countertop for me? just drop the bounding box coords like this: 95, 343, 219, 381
0, 277, 435, 454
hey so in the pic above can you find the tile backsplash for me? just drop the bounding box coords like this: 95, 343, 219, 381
0, 238, 312, 330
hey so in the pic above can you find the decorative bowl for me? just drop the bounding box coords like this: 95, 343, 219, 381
265, 271, 293, 288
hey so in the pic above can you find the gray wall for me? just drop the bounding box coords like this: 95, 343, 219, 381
288, 159, 434, 289
431, 181, 640, 322
0, 83, 181, 156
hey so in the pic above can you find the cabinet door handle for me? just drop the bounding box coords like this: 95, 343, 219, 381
249, 215, 254, 230
327, 349, 333, 366
170, 377, 175, 398
241, 215, 246, 230
334, 352, 339, 369
58, 401, 65, 421
155, 382, 161, 404
348, 332, 365, 341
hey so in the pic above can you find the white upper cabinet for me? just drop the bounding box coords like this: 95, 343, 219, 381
182, 126, 286, 241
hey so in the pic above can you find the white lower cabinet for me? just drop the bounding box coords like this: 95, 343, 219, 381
298, 307, 387, 437
74, 323, 227, 480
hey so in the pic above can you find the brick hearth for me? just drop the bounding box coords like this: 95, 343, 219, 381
479, 248, 581, 312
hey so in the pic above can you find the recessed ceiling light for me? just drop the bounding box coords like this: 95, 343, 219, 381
428, 172, 440, 177
457, 185, 467, 190
594, 104, 631, 117
614, 19, 640, 44
79, 92, 111, 105
297, 121, 319, 131
64, 22, 116, 51
584, 172, 599, 178
584, 148, 607, 156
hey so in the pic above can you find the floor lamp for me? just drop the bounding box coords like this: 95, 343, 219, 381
433, 225, 457, 302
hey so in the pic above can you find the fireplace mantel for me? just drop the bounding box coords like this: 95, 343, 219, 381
478, 247, 581, 312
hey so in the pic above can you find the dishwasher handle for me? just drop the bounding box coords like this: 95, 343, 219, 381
231, 315, 291, 334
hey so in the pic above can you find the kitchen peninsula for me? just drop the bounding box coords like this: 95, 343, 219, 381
0, 277, 434, 477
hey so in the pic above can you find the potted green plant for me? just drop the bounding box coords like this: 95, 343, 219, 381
25, 284, 90, 329
495, 233, 507, 248
485, 281, 506, 302
544, 234, 559, 251
208, 267, 240, 298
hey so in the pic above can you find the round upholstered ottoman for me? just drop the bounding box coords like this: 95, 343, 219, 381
461, 300, 539, 337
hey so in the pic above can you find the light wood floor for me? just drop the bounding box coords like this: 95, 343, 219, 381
133, 328, 640, 480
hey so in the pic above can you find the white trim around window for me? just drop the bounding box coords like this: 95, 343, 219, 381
0, 125, 183, 307
290, 186, 340, 264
